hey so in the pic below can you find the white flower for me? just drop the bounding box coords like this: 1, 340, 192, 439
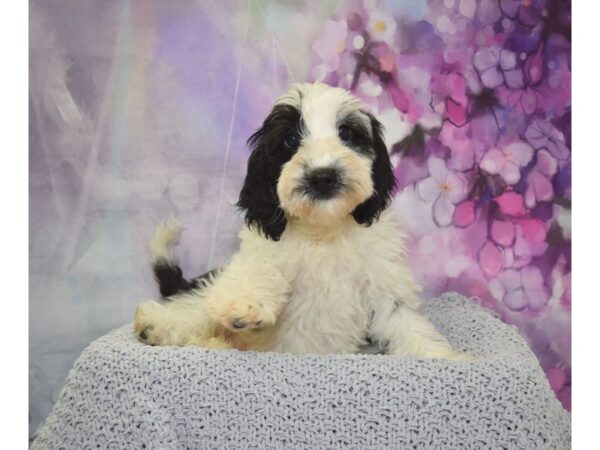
417, 157, 468, 227
366, 11, 397, 45
479, 142, 533, 185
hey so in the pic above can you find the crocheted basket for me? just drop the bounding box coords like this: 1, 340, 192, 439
31, 293, 570, 449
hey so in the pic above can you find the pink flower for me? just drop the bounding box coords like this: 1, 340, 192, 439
524, 149, 558, 208
454, 201, 476, 228
479, 240, 504, 278
523, 43, 545, 85
517, 217, 546, 241
494, 191, 527, 216
444, 73, 469, 127
489, 266, 550, 311
417, 157, 468, 227
446, 97, 468, 127
440, 122, 481, 172
479, 141, 534, 184
490, 220, 515, 247
508, 219, 548, 269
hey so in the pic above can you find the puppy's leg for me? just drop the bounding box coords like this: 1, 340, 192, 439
369, 298, 472, 360
134, 293, 229, 348
201, 254, 291, 332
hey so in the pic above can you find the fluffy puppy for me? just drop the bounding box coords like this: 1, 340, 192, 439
134, 83, 467, 359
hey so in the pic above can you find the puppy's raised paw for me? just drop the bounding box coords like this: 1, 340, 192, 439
206, 298, 275, 332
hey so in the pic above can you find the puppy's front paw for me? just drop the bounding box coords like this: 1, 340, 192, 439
206, 298, 275, 332
134, 301, 170, 346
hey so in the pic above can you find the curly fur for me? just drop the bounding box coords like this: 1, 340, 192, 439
134, 83, 468, 360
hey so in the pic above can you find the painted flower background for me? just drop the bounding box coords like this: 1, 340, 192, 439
29, 0, 571, 436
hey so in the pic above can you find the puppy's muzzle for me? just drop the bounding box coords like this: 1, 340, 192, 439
304, 167, 342, 200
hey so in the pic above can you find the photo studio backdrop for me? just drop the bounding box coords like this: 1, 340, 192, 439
29, 0, 571, 436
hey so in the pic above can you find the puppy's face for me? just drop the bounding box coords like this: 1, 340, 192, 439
238, 83, 396, 240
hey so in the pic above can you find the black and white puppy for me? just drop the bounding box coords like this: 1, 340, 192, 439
134, 83, 467, 359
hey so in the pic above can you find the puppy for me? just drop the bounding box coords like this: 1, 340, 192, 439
134, 82, 467, 359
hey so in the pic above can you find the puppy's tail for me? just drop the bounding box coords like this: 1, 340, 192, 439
149, 217, 195, 298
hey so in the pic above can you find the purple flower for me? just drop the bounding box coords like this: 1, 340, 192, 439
473, 47, 524, 89
489, 266, 550, 311
476, 0, 502, 25
499, 0, 544, 28
417, 157, 468, 227
496, 44, 570, 117
525, 120, 570, 160
479, 141, 534, 184
524, 149, 558, 208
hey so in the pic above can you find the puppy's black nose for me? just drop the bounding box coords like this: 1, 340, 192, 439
307, 167, 340, 199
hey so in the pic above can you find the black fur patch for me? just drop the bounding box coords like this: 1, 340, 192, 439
351, 113, 397, 226
153, 260, 190, 298
337, 114, 373, 156
153, 260, 217, 298
237, 104, 304, 241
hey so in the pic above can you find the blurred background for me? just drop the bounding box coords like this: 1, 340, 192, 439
29, 0, 571, 438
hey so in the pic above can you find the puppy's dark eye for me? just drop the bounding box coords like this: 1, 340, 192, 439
283, 133, 300, 150
338, 125, 354, 142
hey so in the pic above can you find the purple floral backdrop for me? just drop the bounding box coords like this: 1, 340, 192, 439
29, 0, 571, 437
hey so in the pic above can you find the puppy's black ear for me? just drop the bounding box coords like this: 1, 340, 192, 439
237, 124, 287, 241
352, 114, 397, 226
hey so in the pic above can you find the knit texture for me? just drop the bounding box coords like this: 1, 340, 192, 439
31, 293, 570, 449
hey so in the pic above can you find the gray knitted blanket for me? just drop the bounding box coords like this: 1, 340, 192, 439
31, 293, 570, 449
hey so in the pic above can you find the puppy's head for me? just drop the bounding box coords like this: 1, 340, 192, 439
237, 83, 396, 240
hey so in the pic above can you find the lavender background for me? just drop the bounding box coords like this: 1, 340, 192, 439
29, 0, 571, 437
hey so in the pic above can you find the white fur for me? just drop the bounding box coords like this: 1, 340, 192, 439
276, 84, 375, 227
136, 208, 466, 358
148, 216, 183, 265
134, 83, 468, 359
277, 83, 370, 139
